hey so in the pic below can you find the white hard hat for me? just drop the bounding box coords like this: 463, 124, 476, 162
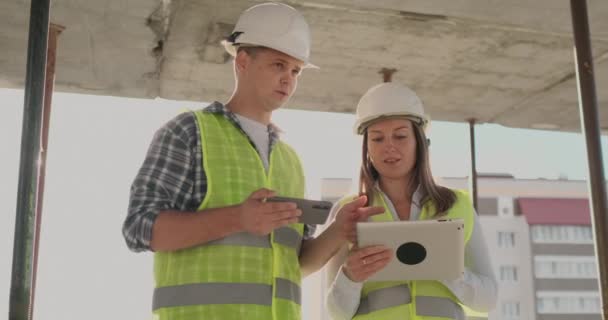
354, 82, 429, 135
222, 3, 317, 69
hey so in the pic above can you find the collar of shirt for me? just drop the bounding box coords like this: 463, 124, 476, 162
373, 182, 423, 207
202, 101, 280, 149
373, 182, 424, 221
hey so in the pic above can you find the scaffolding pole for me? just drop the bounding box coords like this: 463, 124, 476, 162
569, 0, 608, 318
9, 0, 51, 319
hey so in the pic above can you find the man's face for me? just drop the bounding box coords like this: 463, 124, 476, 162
237, 48, 305, 111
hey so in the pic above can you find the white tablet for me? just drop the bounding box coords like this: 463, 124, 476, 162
357, 219, 465, 281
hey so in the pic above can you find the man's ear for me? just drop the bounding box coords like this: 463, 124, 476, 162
234, 50, 249, 74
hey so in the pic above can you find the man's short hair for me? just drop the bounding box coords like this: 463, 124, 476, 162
236, 45, 266, 58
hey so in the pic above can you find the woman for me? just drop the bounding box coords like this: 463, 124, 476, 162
325, 83, 498, 320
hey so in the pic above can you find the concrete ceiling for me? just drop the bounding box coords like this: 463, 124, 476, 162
1, 0, 607, 132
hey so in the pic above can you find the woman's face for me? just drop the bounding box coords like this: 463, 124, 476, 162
366, 118, 417, 181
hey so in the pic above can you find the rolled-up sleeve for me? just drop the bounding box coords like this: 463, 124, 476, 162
122, 113, 199, 252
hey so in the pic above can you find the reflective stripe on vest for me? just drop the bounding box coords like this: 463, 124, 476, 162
206, 227, 302, 254
153, 277, 301, 310
416, 296, 465, 320
356, 284, 411, 315
274, 227, 303, 254
354, 285, 464, 319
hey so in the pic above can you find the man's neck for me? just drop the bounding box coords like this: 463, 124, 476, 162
225, 94, 271, 125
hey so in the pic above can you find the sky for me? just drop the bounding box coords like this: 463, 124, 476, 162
0, 88, 606, 319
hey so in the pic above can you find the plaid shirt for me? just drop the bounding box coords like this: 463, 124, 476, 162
123, 102, 314, 252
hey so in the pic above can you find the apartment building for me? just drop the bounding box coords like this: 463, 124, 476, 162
442, 175, 602, 320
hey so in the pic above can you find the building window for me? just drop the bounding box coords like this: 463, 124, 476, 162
500, 265, 518, 282
537, 291, 601, 314
531, 225, 593, 244
535, 255, 597, 279
498, 196, 514, 217
502, 301, 520, 319
498, 231, 515, 248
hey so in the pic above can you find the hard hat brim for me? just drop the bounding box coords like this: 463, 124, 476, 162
221, 40, 319, 69
354, 114, 429, 135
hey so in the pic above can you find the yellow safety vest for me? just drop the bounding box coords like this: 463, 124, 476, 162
152, 110, 305, 320
344, 189, 487, 320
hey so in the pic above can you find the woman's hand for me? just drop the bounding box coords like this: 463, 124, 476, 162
342, 245, 392, 282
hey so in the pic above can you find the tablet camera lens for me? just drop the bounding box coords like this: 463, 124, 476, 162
396, 242, 426, 265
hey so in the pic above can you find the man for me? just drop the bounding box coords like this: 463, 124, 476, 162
123, 3, 382, 320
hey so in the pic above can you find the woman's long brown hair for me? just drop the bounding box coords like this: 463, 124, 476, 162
358, 120, 456, 217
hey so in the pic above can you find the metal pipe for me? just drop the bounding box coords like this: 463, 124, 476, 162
9, 0, 51, 319
569, 0, 608, 317
379, 67, 397, 83
468, 118, 478, 211
29, 23, 65, 320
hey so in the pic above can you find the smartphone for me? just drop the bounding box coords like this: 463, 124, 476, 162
266, 196, 333, 225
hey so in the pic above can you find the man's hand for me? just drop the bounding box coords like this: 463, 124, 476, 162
238, 188, 302, 236
335, 196, 384, 244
